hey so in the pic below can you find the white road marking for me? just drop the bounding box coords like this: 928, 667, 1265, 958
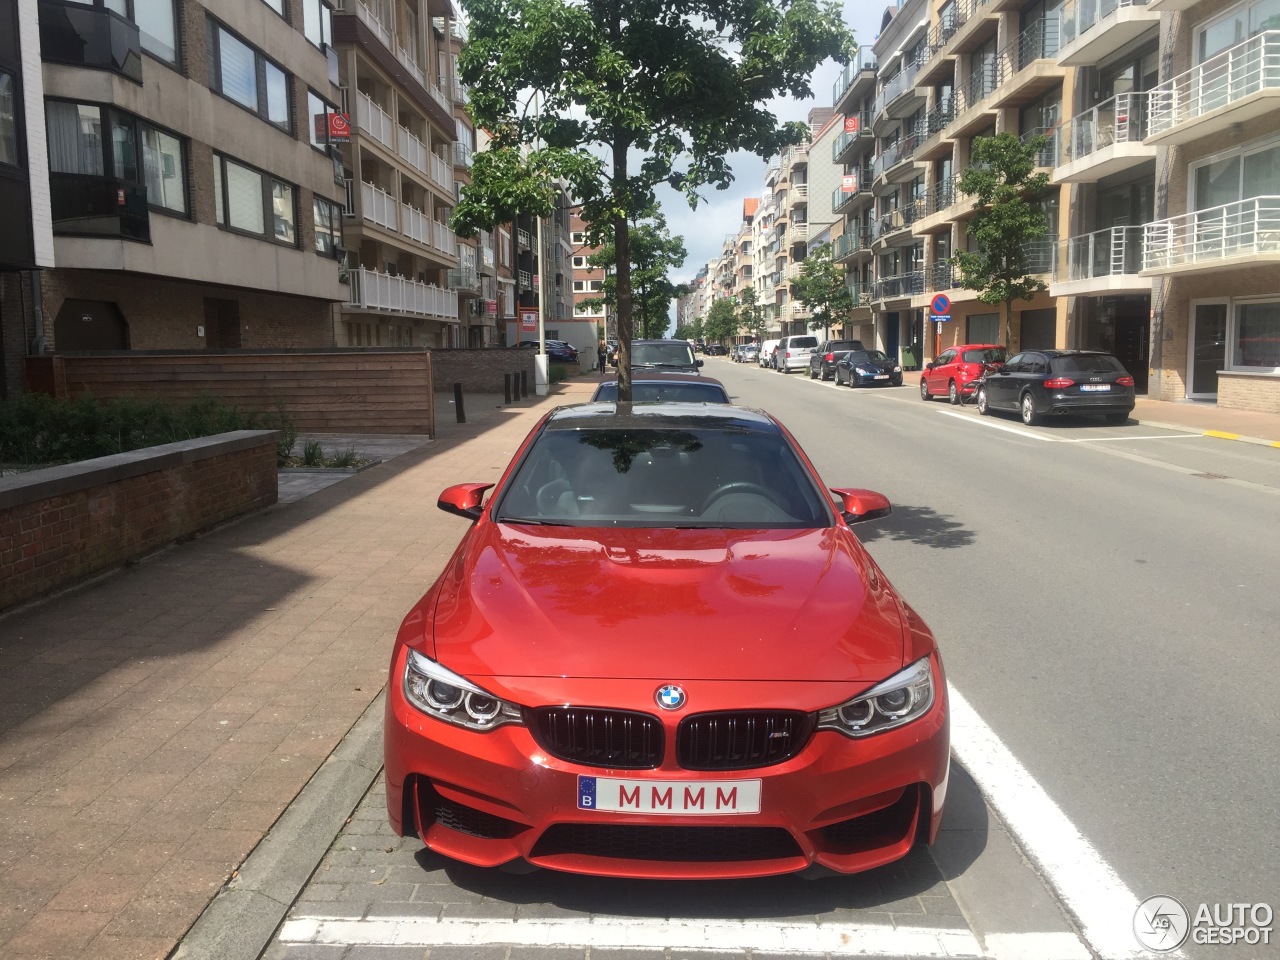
982, 932, 1093, 959
936, 410, 1057, 441
1058, 435, 1200, 442
279, 915, 985, 957
948, 685, 1180, 960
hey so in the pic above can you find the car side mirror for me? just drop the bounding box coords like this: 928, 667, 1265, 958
830, 487, 893, 525
696, 359, 704, 368
437, 482, 494, 521
924, 362, 934, 371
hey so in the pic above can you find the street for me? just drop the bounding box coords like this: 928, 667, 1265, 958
261, 363, 1280, 960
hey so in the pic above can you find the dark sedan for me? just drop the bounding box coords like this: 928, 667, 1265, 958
976, 350, 1135, 425
519, 340, 579, 363
591, 373, 730, 403
835, 350, 903, 388
809, 340, 866, 381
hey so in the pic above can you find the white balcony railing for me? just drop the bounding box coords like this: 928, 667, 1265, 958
400, 204, 431, 246
1148, 31, 1280, 138
791, 183, 809, 200
433, 219, 455, 254
348, 266, 459, 319
397, 127, 428, 177
397, 46, 426, 88
356, 91, 394, 151
346, 0, 393, 52
453, 141, 474, 167
1056, 91, 1149, 165
427, 82, 452, 115
790, 221, 809, 241
1066, 225, 1145, 280
1143, 196, 1280, 270
429, 153, 454, 194
361, 181, 397, 231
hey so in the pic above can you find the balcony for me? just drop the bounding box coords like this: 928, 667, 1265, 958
916, 98, 958, 161
1142, 197, 1280, 274
832, 227, 874, 262
790, 221, 809, 242
39, 1, 143, 83
517, 228, 532, 249
1052, 92, 1155, 183
926, 260, 957, 292
1024, 239, 1059, 277
1021, 126, 1060, 169
1050, 226, 1149, 296
832, 117, 874, 164
872, 203, 923, 250
832, 52, 878, 114
913, 174, 970, 233
447, 268, 482, 293
918, 16, 960, 86
453, 141, 474, 168
50, 175, 149, 242
873, 272, 925, 302
1147, 32, 1280, 145
845, 277, 874, 307
356, 92, 395, 152
347, 266, 459, 319
991, 18, 1062, 108
1057, 0, 1159, 66
935, 0, 1000, 60
831, 174, 871, 215
361, 181, 398, 231
874, 55, 925, 125
873, 132, 922, 187
947, 61, 1000, 136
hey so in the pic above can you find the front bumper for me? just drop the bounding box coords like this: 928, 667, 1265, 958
852, 371, 903, 386
384, 652, 949, 879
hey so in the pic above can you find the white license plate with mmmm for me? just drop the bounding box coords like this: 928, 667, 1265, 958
577, 776, 762, 815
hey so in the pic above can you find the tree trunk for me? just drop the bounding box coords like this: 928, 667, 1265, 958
613, 143, 633, 402
1004, 298, 1013, 350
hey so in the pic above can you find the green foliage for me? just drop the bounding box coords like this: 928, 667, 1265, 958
790, 242, 854, 337
954, 133, 1051, 345
303, 440, 326, 466
580, 207, 689, 339
737, 287, 767, 342
703, 297, 740, 346
548, 364, 568, 384
454, 0, 855, 397
329, 446, 362, 468
0, 392, 298, 467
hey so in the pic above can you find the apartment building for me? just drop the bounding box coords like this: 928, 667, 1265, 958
22, 0, 348, 357
570, 208, 607, 358
509, 187, 576, 351
831, 48, 879, 345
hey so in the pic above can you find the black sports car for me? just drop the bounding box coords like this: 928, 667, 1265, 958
835, 350, 904, 387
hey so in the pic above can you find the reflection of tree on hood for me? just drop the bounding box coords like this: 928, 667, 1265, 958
576, 430, 703, 474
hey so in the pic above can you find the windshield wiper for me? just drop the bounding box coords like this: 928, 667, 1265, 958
499, 518, 573, 526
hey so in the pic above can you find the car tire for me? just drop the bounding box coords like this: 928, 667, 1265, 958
1020, 392, 1039, 426
821, 368, 831, 382
919, 379, 931, 401
948, 380, 959, 405
809, 366, 817, 379
977, 386, 990, 415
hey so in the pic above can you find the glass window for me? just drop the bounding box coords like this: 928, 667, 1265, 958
272, 181, 295, 243
265, 61, 290, 127
1235, 301, 1280, 367
209, 21, 293, 132
111, 115, 138, 182
0, 73, 17, 167
1242, 142, 1280, 198
214, 153, 298, 246
313, 196, 340, 256
226, 161, 264, 233
304, 0, 324, 47
261, 0, 285, 12
135, 0, 177, 64
142, 125, 185, 213
213, 155, 224, 223
46, 102, 104, 176
307, 91, 331, 150
216, 29, 257, 109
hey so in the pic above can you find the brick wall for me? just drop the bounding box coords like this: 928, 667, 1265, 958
0, 431, 278, 612
430, 347, 553, 393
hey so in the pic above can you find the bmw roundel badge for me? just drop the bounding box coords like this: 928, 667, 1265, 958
655, 684, 686, 710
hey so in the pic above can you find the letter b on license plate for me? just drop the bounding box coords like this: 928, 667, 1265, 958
577, 776, 762, 815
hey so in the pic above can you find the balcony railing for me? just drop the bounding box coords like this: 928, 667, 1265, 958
49, 174, 149, 242
361, 181, 398, 230
447, 268, 482, 292
1021, 126, 1059, 167
400, 204, 433, 247
396, 46, 426, 89
957, 60, 999, 113
873, 272, 926, 300
922, 174, 965, 216
1143, 196, 1280, 270
922, 97, 957, 137
348, 266, 459, 319
873, 132, 921, 179
832, 50, 877, 105
832, 117, 873, 160
343, 0, 393, 52
846, 277, 873, 305
1055, 92, 1149, 165
1065, 225, 1145, 280
430, 153, 454, 193
1024, 239, 1059, 276
832, 227, 874, 261
1060, 0, 1150, 48
997, 17, 1060, 82
356, 92, 394, 151
38, 1, 143, 83
396, 127, 428, 176
927, 261, 956, 291
875, 54, 924, 116
1148, 31, 1280, 138
453, 141, 474, 168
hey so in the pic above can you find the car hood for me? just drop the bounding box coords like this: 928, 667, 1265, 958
429, 525, 905, 682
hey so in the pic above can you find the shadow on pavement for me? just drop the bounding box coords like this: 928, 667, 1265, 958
854, 503, 977, 550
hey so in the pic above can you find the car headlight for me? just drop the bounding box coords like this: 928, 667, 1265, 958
403, 648, 524, 731
816, 658, 934, 738
893, 366, 902, 373
857, 367, 874, 375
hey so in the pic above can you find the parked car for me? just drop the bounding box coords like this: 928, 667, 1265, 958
386, 402, 949, 878
741, 343, 760, 364
976, 350, 1136, 425
623, 339, 703, 373
835, 349, 904, 387
758, 339, 780, 368
809, 339, 867, 381
775, 335, 819, 373
920, 344, 1007, 404
519, 340, 580, 363
590, 373, 730, 403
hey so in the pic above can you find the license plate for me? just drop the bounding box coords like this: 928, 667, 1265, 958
1080, 384, 1111, 392
874, 374, 889, 380
577, 776, 762, 815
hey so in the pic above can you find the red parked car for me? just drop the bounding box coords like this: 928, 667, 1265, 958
385, 403, 950, 880
920, 344, 1007, 404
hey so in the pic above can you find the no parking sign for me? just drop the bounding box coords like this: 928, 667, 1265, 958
930, 293, 951, 323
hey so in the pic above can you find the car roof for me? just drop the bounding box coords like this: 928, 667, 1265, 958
598, 372, 724, 385
545, 402, 778, 432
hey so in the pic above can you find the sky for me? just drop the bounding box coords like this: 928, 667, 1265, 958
658, 1, 887, 328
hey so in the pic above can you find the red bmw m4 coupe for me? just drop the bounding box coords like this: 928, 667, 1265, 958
384, 402, 949, 880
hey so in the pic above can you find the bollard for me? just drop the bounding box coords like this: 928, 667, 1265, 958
503, 373, 512, 405
513, 372, 521, 401
521, 370, 529, 397
453, 382, 466, 423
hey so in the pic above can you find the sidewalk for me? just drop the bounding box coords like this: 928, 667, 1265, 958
0, 378, 596, 960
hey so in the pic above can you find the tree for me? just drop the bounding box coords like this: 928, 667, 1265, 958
580, 208, 689, 339
790, 242, 854, 340
452, 0, 855, 400
703, 297, 739, 347
953, 132, 1051, 347
737, 286, 766, 342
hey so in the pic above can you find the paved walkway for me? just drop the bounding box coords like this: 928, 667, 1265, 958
0, 367, 1272, 960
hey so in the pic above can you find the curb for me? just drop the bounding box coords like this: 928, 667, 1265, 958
1132, 418, 1280, 448
171, 689, 388, 960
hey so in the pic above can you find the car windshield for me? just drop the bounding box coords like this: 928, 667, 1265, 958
789, 337, 818, 348
1052, 354, 1126, 375
963, 348, 1007, 364
829, 341, 862, 351
591, 382, 730, 403
494, 424, 831, 528
847, 350, 888, 362
633, 342, 696, 367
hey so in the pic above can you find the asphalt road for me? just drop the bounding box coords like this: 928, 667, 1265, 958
713, 358, 1280, 958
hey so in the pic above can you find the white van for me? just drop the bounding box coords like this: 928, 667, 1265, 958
775, 335, 819, 373
758, 339, 780, 368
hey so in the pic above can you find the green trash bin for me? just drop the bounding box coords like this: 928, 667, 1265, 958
902, 345, 919, 371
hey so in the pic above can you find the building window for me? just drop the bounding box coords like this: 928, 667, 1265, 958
303, 0, 334, 50
213, 152, 297, 246
589, 279, 603, 291
571, 231, 586, 245
307, 90, 339, 152
64, 0, 179, 65
1192, 138, 1280, 210
313, 196, 341, 256
260, 0, 286, 15
572, 255, 586, 267
572, 280, 585, 291
1233, 300, 1280, 369
207, 20, 293, 133
141, 124, 186, 213
0, 73, 19, 167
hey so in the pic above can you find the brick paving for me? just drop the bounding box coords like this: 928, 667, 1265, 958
0, 381, 594, 960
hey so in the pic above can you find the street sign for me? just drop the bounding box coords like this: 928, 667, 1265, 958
931, 294, 950, 315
